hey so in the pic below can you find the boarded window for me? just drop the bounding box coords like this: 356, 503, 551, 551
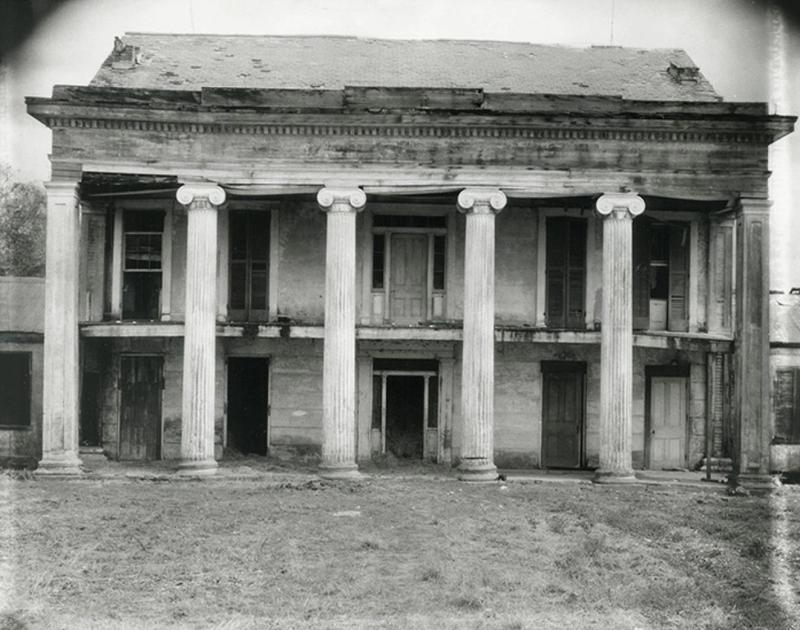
545, 217, 586, 329
122, 210, 164, 320
0, 352, 31, 428
230, 210, 270, 321
774, 369, 800, 444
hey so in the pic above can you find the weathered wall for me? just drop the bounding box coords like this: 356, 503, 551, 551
275, 200, 326, 322
495, 207, 537, 324
0, 341, 43, 465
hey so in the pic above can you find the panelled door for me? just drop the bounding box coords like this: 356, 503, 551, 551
541, 366, 584, 468
648, 377, 687, 469
390, 234, 427, 323
119, 355, 163, 460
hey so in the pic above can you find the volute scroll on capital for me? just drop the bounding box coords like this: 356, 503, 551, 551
176, 183, 227, 209
457, 188, 507, 215
595, 193, 645, 219
316, 187, 367, 212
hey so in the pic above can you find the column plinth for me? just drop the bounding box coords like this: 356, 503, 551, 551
457, 188, 506, 481
318, 187, 366, 480
176, 184, 225, 476
594, 193, 645, 484
38, 181, 83, 476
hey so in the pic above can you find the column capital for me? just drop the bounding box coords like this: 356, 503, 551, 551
176, 183, 226, 209
457, 188, 506, 215
736, 196, 771, 215
317, 187, 367, 212
596, 193, 645, 219
44, 180, 80, 198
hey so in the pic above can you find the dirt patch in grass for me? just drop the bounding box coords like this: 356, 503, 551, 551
1, 474, 797, 629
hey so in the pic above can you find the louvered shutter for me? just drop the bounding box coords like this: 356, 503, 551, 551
668, 224, 689, 331
546, 218, 567, 328
566, 219, 586, 329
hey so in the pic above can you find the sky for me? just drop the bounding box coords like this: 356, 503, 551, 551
1, 0, 799, 287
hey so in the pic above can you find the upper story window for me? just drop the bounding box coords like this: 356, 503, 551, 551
774, 369, 800, 445
633, 218, 689, 332
0, 352, 31, 428
122, 210, 164, 320
229, 210, 270, 322
545, 217, 586, 329
370, 214, 447, 324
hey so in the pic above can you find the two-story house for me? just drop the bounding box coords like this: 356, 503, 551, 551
22, 34, 795, 486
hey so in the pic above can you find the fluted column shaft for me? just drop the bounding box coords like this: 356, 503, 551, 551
177, 184, 225, 475
457, 188, 506, 481
318, 187, 366, 479
595, 193, 645, 482
38, 181, 83, 475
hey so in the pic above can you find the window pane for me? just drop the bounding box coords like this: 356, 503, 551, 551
230, 262, 247, 310
230, 212, 248, 260
0, 353, 31, 427
372, 234, 385, 289
125, 234, 162, 270
122, 272, 161, 319
433, 235, 446, 290
124, 210, 164, 232
251, 267, 268, 311
250, 212, 270, 260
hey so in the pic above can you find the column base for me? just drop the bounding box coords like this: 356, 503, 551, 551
319, 463, 362, 481
177, 459, 218, 477
458, 459, 498, 482
36, 454, 83, 476
593, 469, 637, 484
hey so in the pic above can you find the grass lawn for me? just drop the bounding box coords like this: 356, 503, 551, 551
1, 471, 798, 629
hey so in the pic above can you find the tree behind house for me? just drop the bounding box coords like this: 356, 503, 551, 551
0, 165, 46, 277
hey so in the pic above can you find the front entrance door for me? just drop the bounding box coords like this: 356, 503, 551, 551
390, 234, 427, 323
385, 375, 425, 459
227, 358, 269, 455
542, 366, 584, 468
119, 355, 162, 460
648, 376, 686, 469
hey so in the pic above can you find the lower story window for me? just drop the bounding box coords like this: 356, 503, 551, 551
0, 352, 31, 428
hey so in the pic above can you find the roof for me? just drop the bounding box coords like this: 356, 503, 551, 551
0, 277, 44, 334
90, 33, 721, 102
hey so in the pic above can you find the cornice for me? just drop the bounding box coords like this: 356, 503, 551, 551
41, 115, 776, 145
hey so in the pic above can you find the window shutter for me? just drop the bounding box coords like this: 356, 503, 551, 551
632, 217, 650, 330
793, 368, 800, 443
566, 219, 586, 329
546, 218, 567, 328
668, 224, 689, 331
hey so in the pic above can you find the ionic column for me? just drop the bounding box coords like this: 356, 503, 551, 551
457, 188, 506, 481
595, 193, 645, 483
38, 181, 83, 475
317, 187, 366, 479
176, 183, 225, 476
732, 197, 771, 490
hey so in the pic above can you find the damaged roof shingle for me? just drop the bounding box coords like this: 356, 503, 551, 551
89, 33, 721, 102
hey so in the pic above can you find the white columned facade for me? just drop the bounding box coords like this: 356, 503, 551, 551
317, 187, 366, 479
457, 188, 506, 481
595, 192, 645, 483
38, 181, 83, 475
176, 183, 225, 476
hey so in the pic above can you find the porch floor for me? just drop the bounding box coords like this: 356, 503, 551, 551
71, 454, 731, 488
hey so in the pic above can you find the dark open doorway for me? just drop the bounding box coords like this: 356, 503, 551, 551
385, 375, 425, 458
227, 357, 269, 456
372, 358, 439, 461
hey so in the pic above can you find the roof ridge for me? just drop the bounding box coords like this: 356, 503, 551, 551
118, 32, 687, 53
